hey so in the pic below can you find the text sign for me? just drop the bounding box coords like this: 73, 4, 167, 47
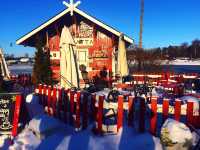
0, 93, 21, 136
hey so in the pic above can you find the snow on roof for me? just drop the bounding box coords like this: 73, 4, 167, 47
16, 7, 133, 45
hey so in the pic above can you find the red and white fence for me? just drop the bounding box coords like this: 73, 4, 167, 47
35, 84, 200, 135
10, 74, 32, 85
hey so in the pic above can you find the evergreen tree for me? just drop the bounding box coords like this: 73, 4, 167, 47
32, 37, 53, 85
43, 50, 53, 84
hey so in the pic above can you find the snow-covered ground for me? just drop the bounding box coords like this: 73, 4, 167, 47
0, 93, 163, 150
162, 59, 200, 66
10, 122, 163, 150
1, 88, 200, 150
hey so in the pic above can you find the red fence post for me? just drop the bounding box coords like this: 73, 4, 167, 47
52, 86, 57, 117
139, 98, 146, 133
186, 101, 193, 125
162, 99, 169, 123
58, 88, 62, 119
75, 91, 81, 130
12, 95, 22, 137
38, 84, 43, 105
174, 99, 181, 121
128, 96, 134, 126
91, 94, 97, 120
70, 90, 75, 125
83, 93, 89, 129
150, 97, 157, 135
47, 86, 52, 115
117, 95, 124, 132
97, 95, 104, 134
198, 102, 200, 128
63, 89, 69, 123
42, 85, 47, 107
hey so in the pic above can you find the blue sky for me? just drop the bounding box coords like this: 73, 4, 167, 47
0, 0, 200, 56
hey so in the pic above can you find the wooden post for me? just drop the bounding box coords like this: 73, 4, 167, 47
162, 99, 169, 123
139, 98, 145, 133
63, 89, 69, 123
97, 95, 104, 134
70, 90, 75, 125
198, 102, 200, 128
47, 86, 52, 115
91, 94, 96, 120
12, 95, 22, 137
117, 95, 124, 132
128, 96, 134, 126
150, 97, 157, 135
186, 101, 193, 125
52, 87, 57, 117
174, 99, 181, 121
38, 84, 43, 105
58, 88, 62, 119
82, 93, 88, 129
42, 85, 47, 107
75, 91, 81, 129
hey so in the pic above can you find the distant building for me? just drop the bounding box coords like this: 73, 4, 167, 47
19, 58, 30, 63
16, 3, 133, 81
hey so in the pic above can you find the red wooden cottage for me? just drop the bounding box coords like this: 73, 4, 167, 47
16, 2, 133, 83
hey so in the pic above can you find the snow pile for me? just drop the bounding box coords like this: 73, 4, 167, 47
26, 94, 44, 119
0, 135, 10, 150
160, 118, 193, 149
151, 86, 165, 97
179, 96, 200, 115
9, 128, 41, 150
28, 114, 65, 139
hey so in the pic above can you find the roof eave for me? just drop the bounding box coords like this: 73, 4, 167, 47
16, 7, 134, 45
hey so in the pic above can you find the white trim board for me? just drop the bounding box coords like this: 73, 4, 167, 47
16, 7, 133, 45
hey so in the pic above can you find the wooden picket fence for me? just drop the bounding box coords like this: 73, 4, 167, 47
10, 74, 32, 85
35, 84, 200, 135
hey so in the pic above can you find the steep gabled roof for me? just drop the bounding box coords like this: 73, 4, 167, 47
16, 7, 133, 45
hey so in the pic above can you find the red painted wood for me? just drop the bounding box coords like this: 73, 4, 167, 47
83, 93, 88, 129
47, 86, 52, 115
58, 88, 62, 119
70, 91, 75, 125
117, 95, 124, 132
52, 87, 57, 117
150, 97, 157, 135
12, 95, 22, 137
91, 94, 96, 120
128, 96, 134, 126
75, 91, 81, 129
139, 98, 145, 133
174, 100, 181, 121
38, 84, 43, 105
198, 102, 200, 128
162, 99, 169, 123
186, 101, 194, 125
42, 85, 47, 107
63, 89, 69, 123
97, 95, 104, 134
